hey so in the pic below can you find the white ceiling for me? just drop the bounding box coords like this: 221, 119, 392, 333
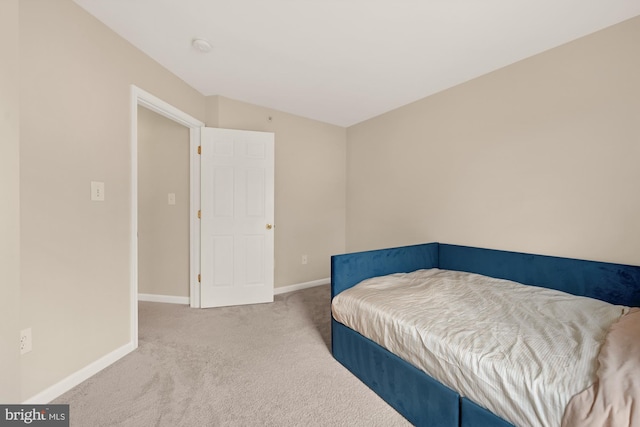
73, 0, 640, 127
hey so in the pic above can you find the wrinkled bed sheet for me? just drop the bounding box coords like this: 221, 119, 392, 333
562, 308, 640, 427
331, 269, 628, 427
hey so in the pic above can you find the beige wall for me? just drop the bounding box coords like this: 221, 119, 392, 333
213, 96, 347, 287
205, 96, 220, 128
347, 16, 640, 266
19, 0, 205, 400
138, 106, 190, 297
0, 0, 22, 403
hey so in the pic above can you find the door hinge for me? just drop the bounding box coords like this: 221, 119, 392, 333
198, 274, 201, 283
197, 146, 201, 155
198, 210, 201, 219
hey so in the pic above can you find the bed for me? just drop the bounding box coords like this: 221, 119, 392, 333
330, 242, 640, 427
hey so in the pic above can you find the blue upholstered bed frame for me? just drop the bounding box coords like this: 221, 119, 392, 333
330, 243, 640, 427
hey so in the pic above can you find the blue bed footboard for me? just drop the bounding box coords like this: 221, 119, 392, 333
330, 242, 640, 427
330, 242, 439, 298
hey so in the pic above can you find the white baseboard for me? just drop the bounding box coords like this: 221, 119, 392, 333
140, 283, 328, 301
138, 293, 189, 304
274, 277, 330, 295
23, 341, 135, 404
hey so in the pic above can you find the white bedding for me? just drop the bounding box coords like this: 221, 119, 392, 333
331, 269, 628, 427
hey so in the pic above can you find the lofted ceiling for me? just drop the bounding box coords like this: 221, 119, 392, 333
73, 0, 640, 127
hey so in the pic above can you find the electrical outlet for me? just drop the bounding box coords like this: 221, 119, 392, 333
302, 254, 308, 265
20, 328, 32, 355
91, 181, 105, 201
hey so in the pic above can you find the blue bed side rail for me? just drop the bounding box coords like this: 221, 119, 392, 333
332, 319, 460, 427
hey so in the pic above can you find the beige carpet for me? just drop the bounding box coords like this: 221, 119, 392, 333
54, 285, 411, 426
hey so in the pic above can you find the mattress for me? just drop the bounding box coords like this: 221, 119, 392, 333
331, 269, 628, 427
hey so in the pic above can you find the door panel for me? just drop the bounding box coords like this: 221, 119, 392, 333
200, 127, 274, 308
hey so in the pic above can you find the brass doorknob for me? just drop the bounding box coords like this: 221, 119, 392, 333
266, 224, 273, 230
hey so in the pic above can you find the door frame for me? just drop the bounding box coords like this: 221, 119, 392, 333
130, 85, 205, 347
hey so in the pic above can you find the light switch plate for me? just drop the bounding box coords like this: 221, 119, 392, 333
168, 193, 176, 205
91, 181, 105, 201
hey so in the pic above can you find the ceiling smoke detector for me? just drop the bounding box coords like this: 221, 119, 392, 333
192, 38, 212, 53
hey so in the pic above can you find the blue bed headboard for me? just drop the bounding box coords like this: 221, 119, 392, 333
331, 242, 640, 307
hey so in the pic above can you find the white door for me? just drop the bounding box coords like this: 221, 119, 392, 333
200, 127, 275, 308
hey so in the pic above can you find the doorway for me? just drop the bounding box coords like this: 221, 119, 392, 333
137, 106, 190, 303
130, 86, 204, 348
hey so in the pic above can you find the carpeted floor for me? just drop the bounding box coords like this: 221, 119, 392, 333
54, 285, 411, 426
